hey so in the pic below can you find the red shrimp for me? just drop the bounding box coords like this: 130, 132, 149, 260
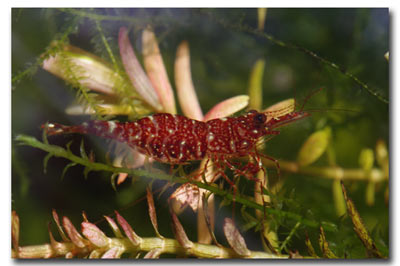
42, 109, 310, 187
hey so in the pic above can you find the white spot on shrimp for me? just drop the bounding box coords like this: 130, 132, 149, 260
220, 118, 227, 121
253, 129, 258, 134
148, 116, 154, 121
179, 153, 183, 159
207, 133, 215, 142
181, 140, 186, 146
108, 121, 117, 133
230, 140, 236, 152
168, 129, 174, 134
242, 140, 249, 147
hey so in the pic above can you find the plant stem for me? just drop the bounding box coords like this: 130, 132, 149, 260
12, 236, 292, 259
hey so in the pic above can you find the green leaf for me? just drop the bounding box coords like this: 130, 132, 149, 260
297, 127, 331, 166
43, 153, 53, 174
61, 162, 77, 180
341, 181, 384, 258
248, 59, 265, 110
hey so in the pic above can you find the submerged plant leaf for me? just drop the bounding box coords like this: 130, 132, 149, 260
340, 181, 384, 258
62, 216, 86, 248
297, 127, 331, 166
115, 211, 142, 247
146, 187, 163, 238
81, 222, 109, 248
174, 41, 204, 120
144, 248, 162, 259
170, 183, 200, 212
203, 95, 249, 121
170, 210, 193, 249
318, 226, 338, 258
359, 148, 374, 171
305, 232, 319, 258
248, 59, 265, 110
104, 215, 123, 238
257, 8, 267, 31
11, 211, 19, 252
42, 45, 118, 95
263, 98, 295, 122
142, 26, 176, 114
52, 209, 69, 242
223, 218, 251, 257
101, 247, 123, 259
118, 27, 162, 112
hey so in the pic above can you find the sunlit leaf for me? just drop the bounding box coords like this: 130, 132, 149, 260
174, 41, 204, 120
257, 8, 268, 31
118, 27, 162, 112
263, 98, 295, 122
142, 26, 177, 114
42, 44, 123, 95
204, 95, 249, 121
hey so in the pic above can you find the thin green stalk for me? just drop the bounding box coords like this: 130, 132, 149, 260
15, 134, 336, 232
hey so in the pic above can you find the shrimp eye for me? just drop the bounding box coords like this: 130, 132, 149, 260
254, 113, 266, 124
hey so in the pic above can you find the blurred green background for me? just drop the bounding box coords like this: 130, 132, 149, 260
12, 8, 389, 258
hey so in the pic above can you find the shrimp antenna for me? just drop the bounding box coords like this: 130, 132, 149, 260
298, 87, 324, 112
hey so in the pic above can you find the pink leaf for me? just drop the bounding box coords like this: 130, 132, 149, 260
62, 216, 86, 248
101, 247, 123, 259
118, 27, 162, 112
170, 211, 193, 249
81, 222, 109, 248
146, 187, 162, 238
223, 218, 251, 257
170, 183, 200, 212
174, 41, 203, 120
203, 95, 249, 121
115, 211, 142, 246
142, 26, 177, 114
144, 248, 162, 259
104, 215, 123, 238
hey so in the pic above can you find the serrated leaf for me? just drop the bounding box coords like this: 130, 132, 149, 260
341, 181, 384, 258
43, 153, 53, 174
146, 187, 163, 238
305, 232, 318, 258
104, 215, 123, 238
62, 216, 86, 248
115, 211, 142, 246
81, 222, 109, 248
318, 226, 338, 258
223, 218, 251, 257
297, 127, 331, 166
61, 162, 77, 180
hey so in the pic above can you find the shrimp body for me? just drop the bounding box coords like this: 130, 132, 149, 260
44, 110, 309, 165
